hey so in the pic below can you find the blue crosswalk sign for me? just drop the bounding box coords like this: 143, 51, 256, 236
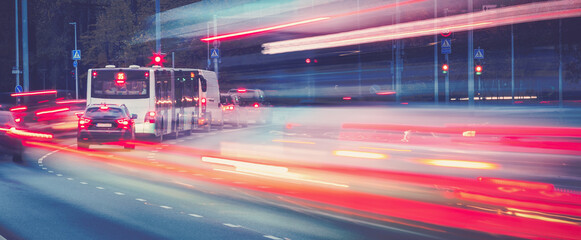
474, 49, 484, 59
441, 38, 451, 54
72, 50, 81, 60
210, 49, 220, 59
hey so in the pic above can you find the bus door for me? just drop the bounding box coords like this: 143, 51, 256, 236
155, 70, 172, 136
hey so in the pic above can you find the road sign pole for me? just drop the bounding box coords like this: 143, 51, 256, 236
468, 0, 474, 108
445, 53, 449, 104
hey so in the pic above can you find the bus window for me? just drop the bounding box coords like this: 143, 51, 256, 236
200, 77, 207, 92
91, 70, 149, 99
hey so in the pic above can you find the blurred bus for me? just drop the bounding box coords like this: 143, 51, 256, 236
87, 65, 222, 140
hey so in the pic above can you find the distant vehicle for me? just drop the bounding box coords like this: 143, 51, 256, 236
227, 88, 273, 124
77, 104, 137, 150
87, 65, 223, 141
0, 111, 24, 162
220, 93, 248, 128
6, 90, 84, 135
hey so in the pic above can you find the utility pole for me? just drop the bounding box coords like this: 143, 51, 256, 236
468, 0, 475, 108
156, 0, 161, 53
213, 15, 219, 78
14, 0, 20, 89
22, 0, 29, 91
433, 0, 438, 104
69, 22, 78, 99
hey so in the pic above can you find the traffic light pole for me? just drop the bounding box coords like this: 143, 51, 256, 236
468, 0, 475, 108
70, 22, 78, 99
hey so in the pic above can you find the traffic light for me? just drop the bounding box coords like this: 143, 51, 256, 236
475, 65, 483, 75
305, 58, 318, 64
149, 52, 166, 66
442, 64, 449, 74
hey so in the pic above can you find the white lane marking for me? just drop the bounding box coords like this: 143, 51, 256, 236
67, 178, 74, 181
42, 168, 48, 170
151, 150, 159, 153
160, 205, 173, 209
56, 174, 63, 177
0, 234, 7, 240
264, 235, 283, 240
114, 192, 125, 196
48, 171, 54, 173
96, 187, 105, 190
135, 198, 147, 202
80, 182, 88, 185
188, 213, 203, 218
223, 223, 242, 228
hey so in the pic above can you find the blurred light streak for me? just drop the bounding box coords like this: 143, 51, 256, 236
56, 99, 86, 104
359, 146, 411, 152
35, 107, 70, 116
25, 141, 581, 238
202, 156, 349, 188
478, 177, 554, 191
200, 0, 424, 42
462, 131, 476, 137
272, 139, 316, 145
456, 191, 581, 217
375, 91, 396, 95
201, 17, 331, 42
419, 159, 498, 170
9, 106, 28, 112
333, 150, 387, 159
10, 90, 57, 97
342, 96, 352, 100
263, 1, 581, 54
202, 156, 289, 174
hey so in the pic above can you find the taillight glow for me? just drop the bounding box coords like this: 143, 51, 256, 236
92, 71, 98, 77
145, 111, 156, 123
253, 103, 259, 108
222, 105, 235, 111
79, 118, 92, 126
100, 106, 109, 110
342, 96, 352, 100
201, 98, 207, 104
237, 88, 247, 93
15, 118, 22, 123
116, 119, 129, 126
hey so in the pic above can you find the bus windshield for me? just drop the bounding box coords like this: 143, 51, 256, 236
91, 70, 149, 99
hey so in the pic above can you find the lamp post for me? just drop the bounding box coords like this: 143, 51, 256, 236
69, 22, 78, 99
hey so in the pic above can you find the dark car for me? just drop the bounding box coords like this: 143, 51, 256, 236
0, 111, 24, 162
227, 88, 273, 124
220, 93, 248, 128
77, 104, 137, 150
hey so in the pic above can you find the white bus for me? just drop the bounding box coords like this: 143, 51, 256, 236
87, 65, 223, 140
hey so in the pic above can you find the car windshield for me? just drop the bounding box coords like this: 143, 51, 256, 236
84, 107, 124, 119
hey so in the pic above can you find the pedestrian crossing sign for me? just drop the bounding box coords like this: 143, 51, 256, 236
474, 49, 484, 59
72, 50, 81, 60
210, 49, 220, 59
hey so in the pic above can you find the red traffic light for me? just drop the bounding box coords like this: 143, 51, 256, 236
442, 64, 449, 73
149, 52, 166, 66
475, 65, 483, 75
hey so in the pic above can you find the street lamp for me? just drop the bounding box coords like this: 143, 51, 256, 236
69, 22, 78, 99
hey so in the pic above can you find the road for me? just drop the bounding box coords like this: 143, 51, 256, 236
1, 106, 580, 240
